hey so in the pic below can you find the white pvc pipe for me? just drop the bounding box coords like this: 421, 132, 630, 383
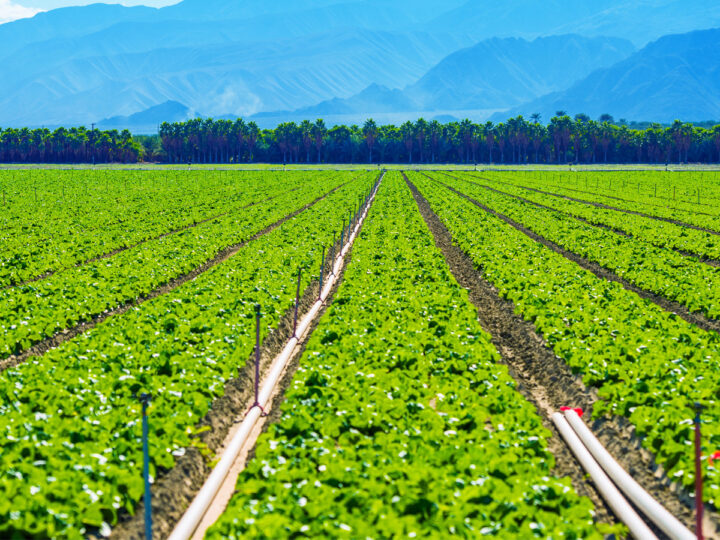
563, 410, 695, 540
168, 177, 382, 540
552, 413, 658, 540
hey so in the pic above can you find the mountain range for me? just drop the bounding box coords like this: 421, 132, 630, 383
493, 28, 720, 123
0, 0, 719, 130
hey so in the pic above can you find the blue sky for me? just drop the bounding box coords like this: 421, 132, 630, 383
0, 0, 176, 23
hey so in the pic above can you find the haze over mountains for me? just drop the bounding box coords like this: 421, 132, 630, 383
0, 0, 718, 130
495, 28, 720, 123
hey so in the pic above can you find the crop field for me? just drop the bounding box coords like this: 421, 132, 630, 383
1, 167, 720, 538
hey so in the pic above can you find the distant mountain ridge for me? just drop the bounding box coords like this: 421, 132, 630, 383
404, 35, 634, 110
98, 101, 192, 131
270, 35, 634, 119
494, 28, 720, 123
423, 0, 720, 46
0, 0, 719, 127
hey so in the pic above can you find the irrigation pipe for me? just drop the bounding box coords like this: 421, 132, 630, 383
551, 413, 658, 540
563, 409, 696, 540
168, 174, 383, 540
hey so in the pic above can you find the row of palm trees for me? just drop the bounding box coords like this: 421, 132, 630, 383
0, 126, 141, 163
1, 115, 718, 164
159, 115, 720, 165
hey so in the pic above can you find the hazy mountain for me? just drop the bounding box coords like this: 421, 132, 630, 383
0, 29, 468, 126
98, 101, 192, 132
275, 35, 634, 118
425, 0, 720, 46
496, 28, 720, 123
0, 0, 717, 127
404, 35, 634, 110
288, 84, 419, 116
0, 0, 469, 126
0, 4, 159, 57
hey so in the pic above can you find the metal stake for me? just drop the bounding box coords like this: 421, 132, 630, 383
292, 269, 301, 338
139, 393, 152, 540
253, 305, 261, 408
330, 233, 336, 275
318, 246, 325, 300
695, 403, 704, 540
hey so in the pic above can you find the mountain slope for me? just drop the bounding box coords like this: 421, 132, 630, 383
425, 0, 720, 46
0, 0, 716, 127
98, 100, 192, 132
495, 28, 720, 122
0, 29, 468, 126
275, 34, 634, 118
0, 0, 469, 126
404, 34, 634, 110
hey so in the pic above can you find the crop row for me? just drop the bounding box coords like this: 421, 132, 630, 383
408, 171, 720, 506
436, 173, 720, 320
0, 172, 354, 360
481, 170, 720, 233
458, 172, 720, 261
0, 174, 377, 539
0, 171, 321, 287
207, 172, 600, 539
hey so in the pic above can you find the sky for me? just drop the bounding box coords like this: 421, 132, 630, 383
0, 0, 176, 23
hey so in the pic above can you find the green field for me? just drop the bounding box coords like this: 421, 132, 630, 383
1, 168, 719, 537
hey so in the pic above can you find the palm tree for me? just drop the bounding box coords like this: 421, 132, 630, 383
312, 119, 327, 163
458, 119, 474, 163
363, 119, 378, 163
300, 120, 313, 163
400, 121, 414, 163
484, 122, 495, 163
415, 118, 428, 163
428, 120, 441, 163
246, 122, 259, 162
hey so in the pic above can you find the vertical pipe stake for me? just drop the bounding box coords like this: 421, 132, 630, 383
140, 393, 152, 540
292, 269, 301, 338
253, 305, 261, 408
318, 246, 325, 300
695, 403, 704, 540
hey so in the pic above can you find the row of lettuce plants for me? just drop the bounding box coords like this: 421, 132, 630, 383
207, 172, 600, 539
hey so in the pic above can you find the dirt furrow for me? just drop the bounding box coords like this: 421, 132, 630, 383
110, 174, 383, 540
427, 175, 720, 336
0, 182, 350, 374
405, 174, 701, 535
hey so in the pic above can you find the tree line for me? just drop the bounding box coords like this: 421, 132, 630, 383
2, 114, 720, 164
158, 114, 720, 165
0, 126, 141, 163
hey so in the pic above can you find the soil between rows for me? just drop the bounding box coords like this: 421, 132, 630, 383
428, 174, 720, 336
0, 181, 350, 375
404, 174, 704, 536
471, 172, 720, 233
109, 175, 381, 540
450, 173, 720, 268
